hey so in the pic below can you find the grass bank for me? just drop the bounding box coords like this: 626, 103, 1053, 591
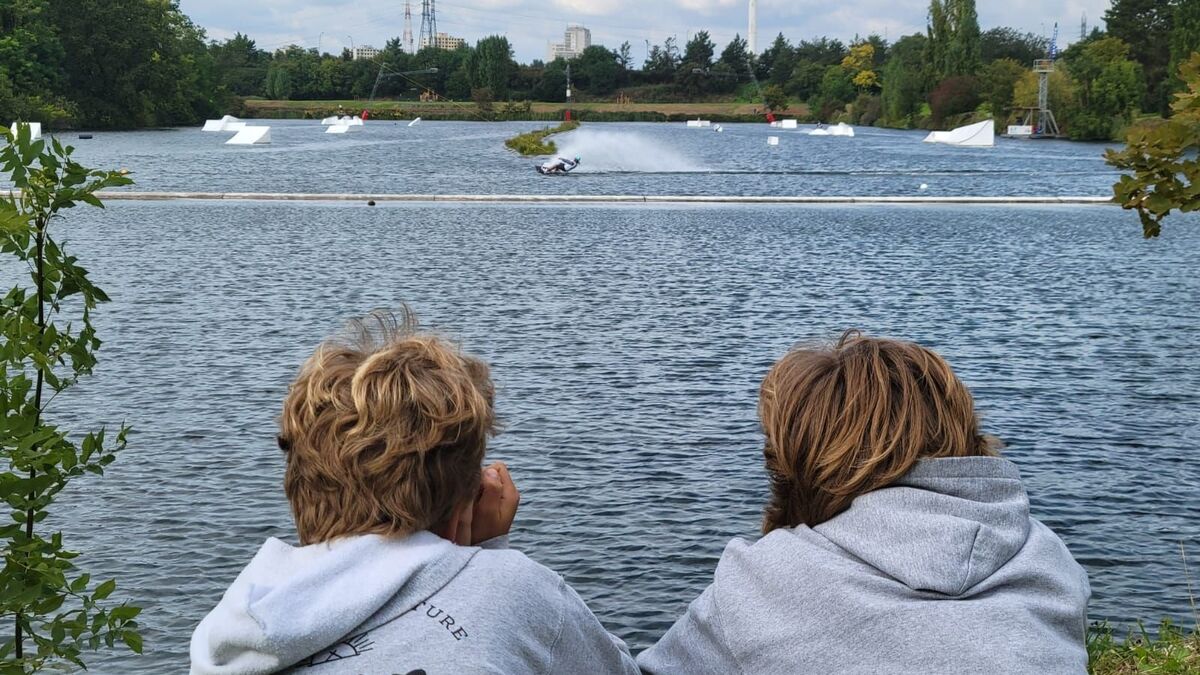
504, 121, 580, 156
239, 98, 804, 123
1089, 621, 1200, 674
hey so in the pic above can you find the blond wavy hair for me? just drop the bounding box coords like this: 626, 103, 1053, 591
278, 309, 496, 545
759, 330, 996, 532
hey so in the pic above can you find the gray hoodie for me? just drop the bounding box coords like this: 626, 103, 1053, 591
190, 531, 639, 674
638, 456, 1091, 675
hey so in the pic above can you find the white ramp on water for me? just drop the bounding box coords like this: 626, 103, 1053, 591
809, 122, 855, 137
686, 119, 711, 127
924, 120, 994, 147
226, 126, 271, 145
320, 116, 341, 125
202, 115, 245, 132
326, 124, 351, 134
409, 117, 422, 126
9, 122, 42, 140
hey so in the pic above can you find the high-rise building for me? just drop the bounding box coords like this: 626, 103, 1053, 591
419, 32, 465, 50
352, 45, 382, 60
547, 24, 591, 61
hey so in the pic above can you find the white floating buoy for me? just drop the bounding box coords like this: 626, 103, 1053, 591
919, 183, 929, 191
713, 124, 723, 133
767, 136, 780, 146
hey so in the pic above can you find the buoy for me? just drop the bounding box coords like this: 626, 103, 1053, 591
79, 134, 93, 140
919, 183, 928, 190
367, 200, 376, 206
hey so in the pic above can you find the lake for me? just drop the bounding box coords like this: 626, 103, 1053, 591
10, 121, 1200, 671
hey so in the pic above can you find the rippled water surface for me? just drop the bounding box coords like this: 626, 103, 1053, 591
20, 198, 1195, 672
54, 119, 1122, 197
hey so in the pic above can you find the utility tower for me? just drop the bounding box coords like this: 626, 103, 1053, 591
419, 0, 437, 50
1080, 13, 1087, 40
403, 0, 414, 54
748, 0, 758, 54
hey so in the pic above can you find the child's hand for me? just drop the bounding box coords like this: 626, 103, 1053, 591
471, 462, 520, 545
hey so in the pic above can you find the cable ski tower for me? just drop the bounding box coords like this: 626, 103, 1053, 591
419, 0, 437, 50
404, 0, 414, 54
1019, 22, 1060, 138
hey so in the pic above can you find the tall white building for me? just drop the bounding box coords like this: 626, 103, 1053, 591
547, 24, 591, 62
352, 45, 382, 60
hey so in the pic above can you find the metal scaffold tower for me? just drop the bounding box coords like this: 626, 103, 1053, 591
403, 0, 414, 54
1018, 23, 1060, 138
1021, 59, 1062, 137
419, 0, 437, 50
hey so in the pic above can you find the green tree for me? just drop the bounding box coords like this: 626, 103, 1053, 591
0, 126, 143, 672
979, 58, 1027, 124
717, 35, 751, 73
210, 33, 268, 97
1107, 52, 1200, 236
762, 83, 789, 112
466, 35, 516, 98
48, 0, 218, 127
811, 65, 856, 119
1104, 0, 1174, 114
881, 33, 929, 126
926, 0, 981, 80
573, 46, 622, 95
787, 60, 826, 100
643, 37, 679, 84
794, 37, 846, 66
980, 27, 1048, 65
1065, 37, 1145, 140
676, 31, 717, 95
0, 0, 63, 92
1170, 0, 1200, 90
758, 34, 795, 86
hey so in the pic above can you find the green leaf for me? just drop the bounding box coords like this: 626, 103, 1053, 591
92, 579, 116, 601
121, 630, 143, 654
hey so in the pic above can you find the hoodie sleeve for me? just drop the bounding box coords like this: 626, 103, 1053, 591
548, 579, 640, 675
636, 584, 741, 675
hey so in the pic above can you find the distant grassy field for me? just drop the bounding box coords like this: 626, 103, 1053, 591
241, 98, 806, 121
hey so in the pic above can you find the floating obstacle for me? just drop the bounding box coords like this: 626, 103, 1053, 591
408, 117, 422, 127
781, 119, 798, 129
809, 122, 855, 137
9, 122, 42, 140
320, 116, 340, 125
202, 115, 246, 132
226, 126, 271, 145
686, 119, 712, 128
924, 120, 994, 147
325, 125, 351, 134
767, 136, 780, 146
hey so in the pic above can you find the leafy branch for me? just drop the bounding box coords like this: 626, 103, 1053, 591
0, 124, 141, 672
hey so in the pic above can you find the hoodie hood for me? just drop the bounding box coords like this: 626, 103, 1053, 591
190, 531, 475, 674
814, 456, 1030, 595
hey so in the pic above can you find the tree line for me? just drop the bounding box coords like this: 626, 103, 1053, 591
2, 0, 1198, 139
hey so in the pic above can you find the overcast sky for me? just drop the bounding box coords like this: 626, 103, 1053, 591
180, 0, 1113, 64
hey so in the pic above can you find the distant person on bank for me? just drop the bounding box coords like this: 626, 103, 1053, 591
638, 331, 1091, 674
190, 311, 638, 674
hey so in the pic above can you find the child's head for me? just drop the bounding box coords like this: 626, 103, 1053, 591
278, 310, 495, 545
759, 330, 994, 533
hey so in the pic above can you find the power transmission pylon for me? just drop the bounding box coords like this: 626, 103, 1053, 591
419, 0, 437, 50
404, 0, 414, 54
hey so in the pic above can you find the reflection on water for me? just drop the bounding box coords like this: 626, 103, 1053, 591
27, 201, 1200, 672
